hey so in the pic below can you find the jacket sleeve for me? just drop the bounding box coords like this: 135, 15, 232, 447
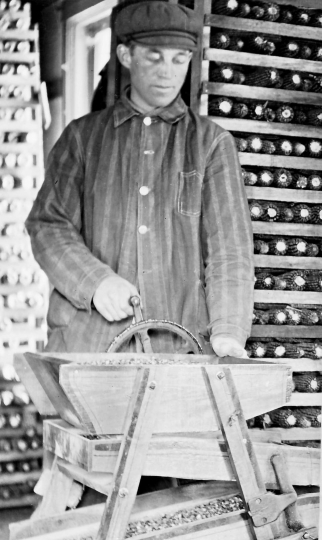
201, 130, 255, 346
25, 121, 115, 311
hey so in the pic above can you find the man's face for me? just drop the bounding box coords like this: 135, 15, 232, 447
119, 44, 192, 112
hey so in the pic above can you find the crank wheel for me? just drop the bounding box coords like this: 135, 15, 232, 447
107, 319, 203, 354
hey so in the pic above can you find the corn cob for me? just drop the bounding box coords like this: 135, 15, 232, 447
280, 41, 300, 58
304, 270, 322, 291
232, 102, 248, 118
268, 309, 287, 325
268, 237, 288, 255
276, 105, 294, 123
229, 37, 245, 51
245, 68, 280, 87
208, 97, 233, 116
306, 243, 319, 257
250, 5, 265, 19
292, 203, 313, 223
255, 413, 273, 428
261, 140, 276, 154
311, 13, 322, 28
255, 271, 274, 289
247, 135, 262, 153
298, 407, 322, 426
293, 9, 311, 25
279, 270, 307, 290
270, 408, 297, 428
254, 239, 269, 254
308, 174, 322, 190
253, 309, 270, 324
209, 65, 234, 82
279, 9, 293, 24
263, 107, 276, 122
235, 137, 248, 152
262, 3, 280, 22
250, 341, 267, 358
210, 32, 231, 49
293, 142, 306, 157
274, 168, 292, 188
308, 75, 322, 93
273, 276, 287, 289
292, 173, 308, 189
280, 206, 294, 223
235, 2, 251, 17
281, 72, 302, 90
312, 45, 322, 62
307, 108, 322, 126
287, 237, 308, 256
211, 0, 239, 15
293, 108, 307, 124
248, 103, 265, 120
294, 372, 321, 392
257, 170, 274, 186
276, 139, 293, 156
263, 40, 276, 56
267, 342, 287, 357
299, 45, 312, 60
296, 343, 322, 359
249, 200, 264, 220
248, 35, 273, 53
308, 140, 322, 158
292, 410, 312, 428
302, 78, 314, 93
286, 307, 302, 326
262, 202, 280, 221
232, 70, 246, 84
243, 170, 258, 185
284, 342, 305, 356
312, 205, 322, 224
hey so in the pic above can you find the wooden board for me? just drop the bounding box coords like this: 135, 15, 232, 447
59, 360, 292, 434
254, 290, 322, 304
246, 187, 322, 205
252, 222, 322, 237
9, 493, 319, 540
251, 326, 322, 339
254, 255, 322, 270
203, 82, 322, 107
212, 116, 322, 139
239, 153, 322, 170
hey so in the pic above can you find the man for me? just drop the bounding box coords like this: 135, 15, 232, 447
26, 1, 254, 358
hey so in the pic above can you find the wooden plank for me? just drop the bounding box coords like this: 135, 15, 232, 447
239, 153, 322, 170
260, 0, 321, 6
249, 427, 321, 441
254, 290, 322, 304
252, 222, 322, 237
0, 30, 37, 40
254, 255, 322, 270
289, 393, 322, 406
0, 470, 40, 486
212, 116, 322, 139
205, 14, 322, 42
0, 75, 39, 86
0, 494, 39, 509
255, 357, 322, 371
0, 121, 38, 132
0, 55, 36, 66
59, 362, 291, 435
31, 456, 74, 518
0, 143, 38, 153
246, 187, 322, 204
203, 82, 322, 107
251, 326, 322, 340
204, 48, 322, 75
57, 460, 112, 495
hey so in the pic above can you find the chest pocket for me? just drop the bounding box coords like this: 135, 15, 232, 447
177, 171, 203, 217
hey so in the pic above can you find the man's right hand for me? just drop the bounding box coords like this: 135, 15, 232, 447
92, 275, 140, 322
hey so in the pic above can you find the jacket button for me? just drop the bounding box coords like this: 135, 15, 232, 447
138, 225, 148, 235
143, 117, 152, 126
139, 186, 150, 196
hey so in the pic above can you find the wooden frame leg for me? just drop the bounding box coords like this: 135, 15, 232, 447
202, 366, 277, 540
96, 365, 162, 540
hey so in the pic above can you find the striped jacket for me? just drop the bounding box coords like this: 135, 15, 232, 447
25, 91, 254, 353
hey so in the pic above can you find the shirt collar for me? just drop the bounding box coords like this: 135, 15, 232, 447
113, 86, 188, 127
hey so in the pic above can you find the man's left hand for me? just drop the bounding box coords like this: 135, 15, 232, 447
210, 335, 248, 358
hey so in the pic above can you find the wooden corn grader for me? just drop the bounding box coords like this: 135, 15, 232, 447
8, 311, 320, 540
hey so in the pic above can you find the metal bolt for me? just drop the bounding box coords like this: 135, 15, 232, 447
119, 488, 129, 498
302, 534, 315, 540
217, 371, 225, 380
149, 381, 156, 390
255, 498, 261, 505
262, 517, 267, 524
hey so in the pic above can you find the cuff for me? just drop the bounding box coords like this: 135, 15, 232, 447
76, 265, 116, 312
208, 324, 249, 348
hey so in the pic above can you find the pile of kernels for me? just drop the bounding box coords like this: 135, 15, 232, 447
90, 357, 216, 366
125, 496, 244, 537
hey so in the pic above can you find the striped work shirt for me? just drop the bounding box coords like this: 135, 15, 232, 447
26, 91, 254, 353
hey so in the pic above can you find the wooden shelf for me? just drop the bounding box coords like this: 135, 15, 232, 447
0, 213, 33, 224
0, 52, 36, 63
0, 99, 38, 107
254, 255, 322, 270
0, 427, 42, 439
246, 187, 322, 204
0, 470, 41, 486
0, 8, 30, 19
0, 30, 37, 40
289, 393, 322, 406
205, 14, 322, 42
203, 82, 322, 107
0, 329, 46, 341
254, 290, 322, 304
211, 116, 322, 139
249, 427, 321, 441
0, 405, 36, 414
0, 494, 39, 509
0, 449, 42, 463
0, 261, 39, 271
255, 357, 322, 371
239, 152, 322, 169
1, 121, 38, 132
0, 75, 39, 87
252, 222, 322, 237
0, 143, 39, 153
251, 325, 322, 339
0, 283, 47, 294
2, 308, 47, 318
204, 48, 322, 75
0, 189, 38, 200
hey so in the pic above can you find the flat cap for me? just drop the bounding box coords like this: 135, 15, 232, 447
115, 1, 199, 51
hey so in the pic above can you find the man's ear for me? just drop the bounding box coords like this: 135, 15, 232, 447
116, 44, 132, 69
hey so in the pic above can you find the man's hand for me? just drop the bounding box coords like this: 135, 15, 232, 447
210, 335, 248, 358
92, 275, 140, 322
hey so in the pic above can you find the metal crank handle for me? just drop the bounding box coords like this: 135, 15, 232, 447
130, 295, 143, 324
